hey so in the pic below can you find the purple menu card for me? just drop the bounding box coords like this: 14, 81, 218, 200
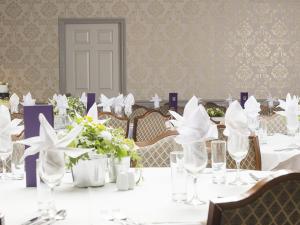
240, 92, 249, 109
169, 93, 178, 112
23, 105, 53, 187
87, 93, 96, 112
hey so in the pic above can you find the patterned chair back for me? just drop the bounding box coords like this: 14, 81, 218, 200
98, 112, 129, 137
262, 114, 287, 135
216, 125, 261, 170
129, 105, 149, 123
136, 130, 180, 167
207, 170, 300, 225
133, 110, 171, 142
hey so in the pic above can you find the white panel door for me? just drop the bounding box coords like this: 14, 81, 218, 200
66, 23, 120, 97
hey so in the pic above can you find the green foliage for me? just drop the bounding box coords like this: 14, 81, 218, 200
49, 96, 86, 119
207, 107, 225, 117
66, 116, 139, 168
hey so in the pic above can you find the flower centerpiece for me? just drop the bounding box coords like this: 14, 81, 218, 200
66, 115, 140, 187
206, 107, 225, 117
49, 96, 86, 119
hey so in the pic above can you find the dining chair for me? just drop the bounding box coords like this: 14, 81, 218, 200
135, 130, 180, 167
133, 110, 171, 142
129, 105, 149, 123
216, 125, 262, 170
10, 112, 24, 120
207, 170, 300, 225
98, 112, 130, 137
159, 103, 184, 116
263, 114, 287, 135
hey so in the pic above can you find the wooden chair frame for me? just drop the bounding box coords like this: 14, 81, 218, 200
135, 130, 178, 147
98, 112, 130, 137
132, 110, 171, 142
207, 170, 300, 225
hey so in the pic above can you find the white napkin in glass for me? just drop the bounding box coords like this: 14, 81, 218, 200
244, 96, 260, 118
9, 93, 19, 113
80, 92, 87, 108
224, 101, 250, 137
169, 96, 217, 144
150, 94, 162, 108
113, 94, 124, 115
278, 93, 299, 115
98, 94, 115, 112
22, 92, 36, 106
56, 95, 69, 115
124, 93, 135, 117
0, 105, 23, 152
86, 103, 106, 124
17, 114, 92, 160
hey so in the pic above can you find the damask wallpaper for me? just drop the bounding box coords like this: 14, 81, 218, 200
0, 0, 299, 101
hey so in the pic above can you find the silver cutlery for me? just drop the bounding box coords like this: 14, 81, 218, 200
22, 209, 66, 225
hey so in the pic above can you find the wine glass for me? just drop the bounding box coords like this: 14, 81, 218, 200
182, 141, 207, 205
38, 150, 65, 218
227, 133, 249, 185
247, 116, 259, 135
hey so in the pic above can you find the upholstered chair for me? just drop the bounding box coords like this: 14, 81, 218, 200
98, 112, 129, 137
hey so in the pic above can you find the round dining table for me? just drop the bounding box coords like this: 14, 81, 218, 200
0, 168, 272, 225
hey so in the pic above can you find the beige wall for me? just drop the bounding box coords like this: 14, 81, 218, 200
0, 0, 299, 102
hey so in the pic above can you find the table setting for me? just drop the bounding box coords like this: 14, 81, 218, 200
0, 92, 300, 225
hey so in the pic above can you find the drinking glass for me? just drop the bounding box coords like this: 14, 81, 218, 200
10, 143, 25, 180
38, 150, 65, 218
286, 113, 299, 148
0, 150, 12, 181
258, 118, 268, 144
211, 140, 226, 184
182, 141, 207, 205
170, 151, 187, 202
227, 133, 249, 185
247, 116, 259, 134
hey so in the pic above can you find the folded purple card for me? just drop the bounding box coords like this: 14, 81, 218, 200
23, 105, 53, 187
240, 92, 249, 109
169, 93, 178, 112
87, 93, 96, 112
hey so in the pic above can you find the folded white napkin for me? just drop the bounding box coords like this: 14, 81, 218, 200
9, 93, 19, 113
124, 93, 135, 116
150, 94, 162, 108
18, 114, 92, 160
113, 94, 124, 115
224, 100, 250, 137
0, 105, 23, 152
85, 103, 106, 124
56, 95, 69, 115
278, 93, 299, 115
244, 96, 261, 118
80, 92, 87, 108
169, 96, 218, 144
22, 92, 36, 106
98, 94, 115, 112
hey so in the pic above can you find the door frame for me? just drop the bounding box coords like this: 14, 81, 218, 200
58, 18, 126, 95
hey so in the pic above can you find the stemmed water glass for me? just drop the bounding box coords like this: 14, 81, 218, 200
227, 133, 249, 185
182, 141, 207, 205
38, 150, 65, 218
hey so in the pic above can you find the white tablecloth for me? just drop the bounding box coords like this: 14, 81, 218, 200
260, 134, 300, 171
0, 168, 271, 225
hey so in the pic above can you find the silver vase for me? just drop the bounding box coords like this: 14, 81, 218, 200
72, 154, 107, 188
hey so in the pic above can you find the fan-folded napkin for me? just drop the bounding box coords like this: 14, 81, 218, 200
113, 94, 124, 115
80, 92, 87, 108
9, 93, 19, 113
0, 105, 23, 152
22, 92, 36, 106
224, 101, 250, 137
98, 94, 115, 112
169, 96, 217, 144
124, 93, 135, 116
